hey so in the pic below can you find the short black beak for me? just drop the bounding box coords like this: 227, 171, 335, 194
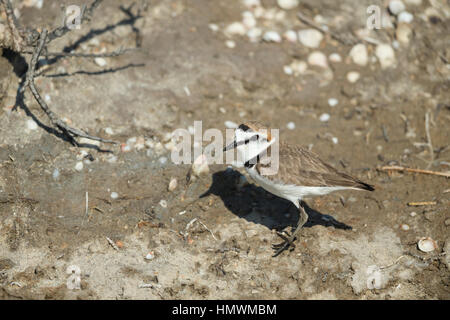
223, 140, 237, 152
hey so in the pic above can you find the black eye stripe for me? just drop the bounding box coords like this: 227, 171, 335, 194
238, 124, 251, 132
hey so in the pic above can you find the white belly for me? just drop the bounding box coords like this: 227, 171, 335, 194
246, 167, 354, 208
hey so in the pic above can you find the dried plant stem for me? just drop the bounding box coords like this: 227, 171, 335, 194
380, 165, 450, 178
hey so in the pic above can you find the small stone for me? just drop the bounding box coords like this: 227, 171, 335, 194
105, 127, 114, 135
208, 24, 219, 32
400, 224, 410, 231
283, 30, 297, 43
168, 178, 178, 192
277, 0, 299, 10
397, 11, 413, 23
349, 44, 368, 66
225, 22, 246, 36
319, 113, 330, 122
396, 23, 412, 44
328, 98, 339, 107
225, 40, 236, 48
26, 119, 38, 130
307, 51, 328, 68
331, 137, 338, 144
225, 121, 238, 129
375, 44, 396, 69
410, 211, 417, 217
329, 53, 342, 63
347, 71, 360, 83
298, 29, 323, 48
74, 161, 84, 172
263, 31, 282, 43
283, 65, 293, 75
286, 122, 296, 130
145, 252, 155, 260
388, 0, 406, 16
192, 154, 209, 177
94, 57, 107, 67
110, 192, 119, 199
444, 218, 450, 226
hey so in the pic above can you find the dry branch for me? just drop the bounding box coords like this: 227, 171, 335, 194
379, 165, 450, 178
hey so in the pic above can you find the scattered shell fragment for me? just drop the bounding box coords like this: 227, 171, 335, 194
277, 0, 299, 10
375, 44, 396, 69
328, 98, 339, 107
110, 192, 119, 199
159, 199, 167, 208
283, 30, 297, 42
418, 237, 437, 252
168, 178, 178, 192
225, 22, 246, 36
349, 44, 368, 66
104, 127, 114, 135
396, 23, 412, 44
329, 53, 342, 63
400, 224, 410, 231
289, 60, 308, 75
191, 154, 210, 177
398, 11, 413, 23
145, 252, 155, 260
298, 29, 323, 48
225, 40, 236, 48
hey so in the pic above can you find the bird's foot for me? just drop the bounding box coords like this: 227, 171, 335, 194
272, 231, 296, 257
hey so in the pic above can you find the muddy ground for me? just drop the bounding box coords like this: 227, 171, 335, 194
0, 0, 449, 299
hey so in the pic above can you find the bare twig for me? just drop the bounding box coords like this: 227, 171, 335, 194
24, 29, 117, 145
106, 237, 119, 250
407, 201, 437, 206
379, 165, 450, 178
22, 47, 135, 58
0, 0, 23, 51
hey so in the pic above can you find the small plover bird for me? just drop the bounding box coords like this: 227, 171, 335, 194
223, 121, 374, 257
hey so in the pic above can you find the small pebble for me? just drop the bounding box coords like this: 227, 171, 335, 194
286, 122, 296, 130
208, 23, 219, 32
298, 29, 323, 48
225, 121, 238, 129
329, 53, 342, 63
27, 119, 38, 130
307, 51, 328, 68
376, 44, 396, 69
145, 252, 155, 260
410, 211, 417, 217
349, 43, 368, 66
158, 157, 168, 165
331, 137, 338, 144
283, 65, 293, 75
74, 161, 84, 172
277, 0, 299, 10
283, 30, 297, 43
225, 40, 236, 48
263, 31, 282, 43
328, 98, 339, 107
400, 224, 410, 231
192, 154, 209, 177
225, 22, 246, 36
168, 178, 178, 192
319, 113, 330, 122
347, 71, 360, 83
388, 0, 406, 16
110, 192, 119, 199
289, 60, 308, 75
105, 127, 114, 135
398, 11, 413, 23
52, 168, 60, 180
94, 57, 107, 67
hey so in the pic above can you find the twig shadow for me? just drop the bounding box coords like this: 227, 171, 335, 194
200, 169, 352, 232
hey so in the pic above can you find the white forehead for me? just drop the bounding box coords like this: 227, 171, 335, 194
235, 128, 268, 141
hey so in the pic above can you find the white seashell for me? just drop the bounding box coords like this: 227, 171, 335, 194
331, 137, 338, 144
263, 31, 282, 43
418, 237, 437, 252
105, 127, 114, 135
400, 224, 410, 231
286, 122, 296, 130
375, 44, 396, 69
347, 71, 360, 83
298, 29, 323, 48
208, 24, 219, 32
388, 0, 406, 16
192, 154, 209, 177
319, 113, 330, 122
159, 199, 167, 208
225, 22, 246, 36
398, 11, 413, 23
283, 30, 297, 43
328, 98, 339, 107
225, 121, 238, 129
110, 192, 119, 199
307, 51, 328, 68
283, 65, 293, 75
329, 53, 342, 63
277, 0, 299, 10
349, 44, 368, 66
145, 252, 155, 260
168, 178, 178, 191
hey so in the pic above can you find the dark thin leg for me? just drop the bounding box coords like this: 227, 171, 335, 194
272, 201, 309, 257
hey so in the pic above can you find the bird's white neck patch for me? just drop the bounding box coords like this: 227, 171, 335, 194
234, 129, 275, 165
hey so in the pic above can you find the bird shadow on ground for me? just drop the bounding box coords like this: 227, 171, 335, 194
201, 169, 352, 232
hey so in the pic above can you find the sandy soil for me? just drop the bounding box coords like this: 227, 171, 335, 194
0, 0, 449, 299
